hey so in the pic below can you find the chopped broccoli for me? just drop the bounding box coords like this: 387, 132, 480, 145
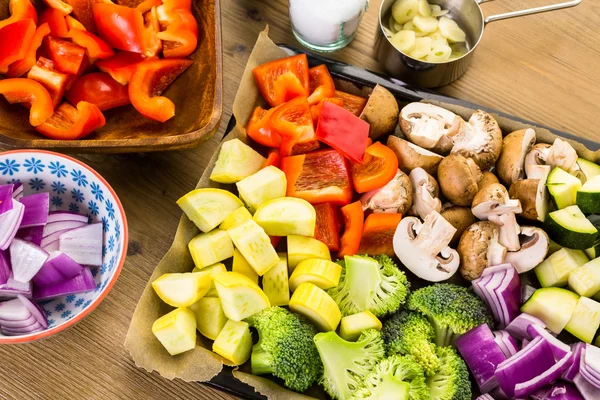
407, 283, 493, 347
314, 329, 385, 400
246, 307, 322, 392
427, 346, 471, 400
328, 255, 410, 318
381, 310, 440, 376
350, 355, 430, 400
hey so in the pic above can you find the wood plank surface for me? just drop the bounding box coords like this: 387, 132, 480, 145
0, 0, 599, 399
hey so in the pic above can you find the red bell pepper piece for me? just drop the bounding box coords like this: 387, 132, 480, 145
307, 65, 335, 105
65, 15, 87, 31
281, 149, 353, 206
270, 236, 282, 249
42, 0, 73, 15
95, 52, 152, 85
351, 142, 399, 193
6, 23, 51, 78
333, 90, 368, 116
156, 9, 198, 58
357, 213, 403, 256
338, 201, 364, 258
128, 58, 193, 122
261, 149, 281, 170
269, 96, 318, 157
158, 0, 191, 12
46, 37, 87, 75
253, 54, 310, 107
0, 19, 36, 74
65, 0, 97, 33
314, 203, 342, 252
316, 101, 370, 163
67, 28, 115, 60
0, 78, 54, 126
246, 106, 281, 148
136, 0, 161, 13
65, 72, 130, 111
27, 57, 72, 108
39, 8, 69, 38
309, 97, 343, 127
0, 0, 37, 30
35, 101, 105, 139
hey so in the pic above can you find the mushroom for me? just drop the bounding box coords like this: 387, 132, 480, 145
440, 205, 477, 246
457, 221, 507, 281
504, 226, 550, 273
451, 110, 503, 171
478, 171, 500, 191
360, 85, 400, 140
509, 165, 551, 222
437, 154, 483, 206
409, 168, 442, 219
524, 143, 551, 172
361, 169, 413, 214
399, 102, 463, 154
545, 138, 586, 182
496, 128, 536, 186
387, 136, 444, 176
393, 211, 459, 282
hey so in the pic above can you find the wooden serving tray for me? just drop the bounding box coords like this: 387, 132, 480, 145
0, 0, 222, 153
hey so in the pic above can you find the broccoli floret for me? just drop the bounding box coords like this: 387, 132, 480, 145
246, 307, 322, 392
314, 329, 385, 400
350, 355, 430, 400
407, 283, 493, 347
381, 310, 440, 376
427, 346, 471, 400
328, 255, 410, 318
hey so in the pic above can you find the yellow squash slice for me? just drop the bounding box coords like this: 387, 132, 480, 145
236, 166, 287, 213
212, 320, 253, 365
253, 197, 316, 237
289, 259, 342, 292
210, 139, 266, 184
177, 189, 243, 233
152, 272, 212, 307
192, 262, 227, 297
188, 229, 234, 269
232, 249, 259, 284
262, 254, 290, 307
219, 206, 253, 231
189, 297, 228, 340
289, 282, 341, 332
213, 272, 271, 321
339, 311, 382, 341
152, 308, 197, 356
227, 220, 279, 276
287, 235, 331, 273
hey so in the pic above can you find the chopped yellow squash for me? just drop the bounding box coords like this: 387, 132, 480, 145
287, 235, 331, 273
254, 197, 316, 237
212, 319, 253, 365
339, 311, 382, 341
188, 229, 234, 269
289, 259, 342, 292
219, 206, 253, 230
192, 262, 227, 297
177, 188, 243, 233
213, 272, 270, 321
152, 272, 212, 307
227, 220, 279, 276
289, 282, 341, 332
232, 249, 259, 285
210, 139, 266, 184
189, 297, 228, 340
236, 166, 287, 212
262, 254, 290, 306
152, 308, 197, 356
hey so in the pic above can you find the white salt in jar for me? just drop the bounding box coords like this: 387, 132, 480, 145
289, 0, 369, 52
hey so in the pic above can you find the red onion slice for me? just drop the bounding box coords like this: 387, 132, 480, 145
506, 313, 547, 340
0, 200, 24, 250
33, 267, 96, 301
59, 223, 103, 267
9, 238, 49, 283
19, 193, 49, 228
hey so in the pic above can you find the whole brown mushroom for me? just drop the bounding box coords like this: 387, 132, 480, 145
496, 128, 536, 186
451, 110, 503, 171
387, 136, 444, 176
478, 171, 500, 191
440, 205, 477, 246
457, 221, 507, 281
437, 154, 482, 206
360, 85, 399, 140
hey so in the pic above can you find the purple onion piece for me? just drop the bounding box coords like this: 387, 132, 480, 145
0, 250, 9, 285
506, 313, 547, 340
47, 211, 89, 224
575, 373, 600, 400
0, 184, 13, 215
527, 324, 571, 360
33, 267, 96, 301
0, 200, 24, 251
11, 183, 23, 200
16, 226, 44, 246
9, 238, 49, 284
563, 343, 585, 382
32, 252, 84, 287
17, 294, 47, 329
43, 220, 86, 238
0, 314, 36, 328
514, 350, 574, 397
58, 223, 103, 267
19, 193, 49, 228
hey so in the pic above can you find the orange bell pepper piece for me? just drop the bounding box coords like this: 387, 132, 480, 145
0, 19, 36, 74
39, 8, 69, 37
351, 142, 399, 193
27, 57, 72, 108
309, 97, 343, 127
42, 0, 73, 15
65, 15, 87, 31
357, 213, 402, 257
0, 78, 54, 126
35, 101, 105, 140
246, 106, 282, 148
67, 28, 115, 60
338, 201, 364, 258
269, 96, 318, 157
95, 52, 152, 85
5, 22, 48, 78
0, 0, 37, 30
261, 149, 281, 170
136, 0, 161, 13
65, 0, 97, 33
46, 37, 87, 75
253, 54, 310, 107
65, 72, 130, 111
333, 90, 368, 116
307, 65, 335, 105
314, 203, 342, 252
156, 9, 198, 58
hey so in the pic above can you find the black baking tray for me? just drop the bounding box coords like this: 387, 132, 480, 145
205, 44, 599, 400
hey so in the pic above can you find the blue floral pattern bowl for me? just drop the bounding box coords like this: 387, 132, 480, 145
0, 150, 128, 343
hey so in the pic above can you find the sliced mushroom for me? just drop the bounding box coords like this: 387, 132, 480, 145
387, 136, 444, 176
496, 128, 536, 186
489, 213, 521, 252
509, 165, 551, 222
361, 169, 413, 214
393, 211, 459, 282
399, 102, 463, 154
457, 221, 507, 280
504, 226, 550, 273
360, 85, 399, 140
451, 110, 503, 171
471, 183, 522, 220
478, 171, 500, 191
525, 143, 551, 170
545, 138, 586, 182
438, 154, 482, 206
409, 168, 442, 219
440, 205, 477, 246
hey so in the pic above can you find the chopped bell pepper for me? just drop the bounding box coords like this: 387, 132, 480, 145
65, 0, 97, 33
314, 202, 342, 252
316, 101, 370, 163
253, 54, 310, 107
246, 106, 281, 148
46, 37, 87, 75
307, 65, 335, 105
357, 213, 402, 256
0, 19, 36, 74
142, 7, 162, 57
0, 0, 37, 30
270, 236, 282, 249
128, 58, 193, 122
39, 8, 69, 37
156, 9, 197, 58
67, 28, 115, 60
136, 0, 161, 13
66, 15, 87, 31
338, 201, 364, 258
95, 51, 152, 85
269, 96, 317, 157
27, 57, 72, 108
261, 149, 281, 170
0, 78, 54, 126
157, 0, 191, 12
281, 149, 353, 206
309, 97, 343, 127
65, 72, 130, 111
351, 142, 399, 193
6, 23, 51, 78
333, 90, 368, 116
42, 0, 73, 15
35, 101, 105, 139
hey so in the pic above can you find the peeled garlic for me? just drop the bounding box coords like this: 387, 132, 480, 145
392, 0, 420, 24
413, 15, 439, 34
410, 37, 433, 59
403, 21, 428, 37
390, 30, 417, 53
431, 5, 449, 17
418, 0, 431, 16
426, 44, 452, 62
439, 16, 466, 43
389, 14, 399, 34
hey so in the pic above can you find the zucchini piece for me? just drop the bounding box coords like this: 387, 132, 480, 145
192, 262, 226, 297
219, 206, 253, 231
236, 166, 287, 213
287, 235, 331, 273
189, 297, 228, 340
253, 197, 316, 237
565, 296, 600, 343
547, 167, 582, 209
210, 139, 265, 184
213, 272, 271, 322
548, 239, 563, 256
212, 320, 253, 365
227, 220, 279, 276
188, 229, 234, 269
339, 311, 382, 341
232, 249, 259, 285
261, 254, 290, 307
578, 158, 600, 180
577, 175, 600, 214
152, 308, 197, 356
177, 189, 243, 233
568, 258, 600, 297
545, 206, 598, 250
587, 246, 598, 260
152, 272, 212, 307
289, 282, 341, 332
521, 287, 580, 334
534, 248, 589, 287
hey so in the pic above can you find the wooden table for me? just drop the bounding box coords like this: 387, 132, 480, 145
1, 0, 599, 399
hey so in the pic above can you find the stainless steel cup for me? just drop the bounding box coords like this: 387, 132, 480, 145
377, 0, 582, 88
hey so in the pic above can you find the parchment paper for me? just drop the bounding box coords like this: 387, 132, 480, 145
125, 26, 600, 399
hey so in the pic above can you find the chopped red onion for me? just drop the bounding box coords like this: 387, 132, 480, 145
527, 324, 571, 360
494, 330, 519, 358
43, 240, 60, 252
33, 267, 96, 301
0, 184, 13, 215
42, 220, 86, 238
506, 313, 547, 340
531, 382, 583, 400
17, 294, 47, 329
575, 373, 600, 400
16, 225, 44, 246
0, 277, 32, 298
47, 211, 89, 224
0, 314, 36, 328
0, 297, 31, 321
9, 238, 49, 283
514, 350, 573, 397
0, 200, 24, 250
11, 183, 23, 200
59, 223, 103, 266
473, 264, 521, 327
564, 343, 585, 382
19, 193, 49, 228
32, 252, 84, 287
0, 250, 9, 285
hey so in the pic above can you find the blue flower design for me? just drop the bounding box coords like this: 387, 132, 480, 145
108, 236, 115, 252
61, 310, 72, 319
55, 303, 65, 312
102, 216, 110, 232
117, 243, 121, 254
94, 282, 102, 292
100, 263, 107, 275
75, 298, 85, 307
48, 319, 55, 326
115, 221, 121, 240
24, 157, 45, 174
69, 203, 80, 213
65, 294, 76, 303
44, 309, 52, 317
84, 300, 92, 308
6, 178, 20, 184
51, 181, 66, 194
71, 169, 88, 187
102, 244, 107, 257
71, 188, 84, 203
86, 214, 93, 224
88, 200, 99, 215
29, 177, 45, 191
49, 161, 67, 178
51, 196, 63, 207
105, 199, 115, 220
90, 182, 104, 202
102, 280, 109, 290
91, 266, 98, 277
0, 159, 20, 176
109, 256, 116, 270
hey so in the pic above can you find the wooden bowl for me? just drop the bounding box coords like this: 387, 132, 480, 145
0, 0, 222, 153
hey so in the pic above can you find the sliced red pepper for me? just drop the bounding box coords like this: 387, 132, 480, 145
307, 65, 335, 105
27, 57, 72, 108
6, 22, 49, 78
35, 101, 105, 139
46, 37, 87, 75
39, 8, 69, 38
65, 72, 130, 111
314, 202, 342, 252
66, 15, 87, 31
128, 58, 193, 122
67, 28, 115, 60
281, 149, 353, 206
357, 213, 402, 256
157, 0, 191, 12
309, 97, 343, 127
269, 96, 317, 157
65, 0, 97, 33
333, 90, 368, 116
253, 54, 310, 107
316, 101, 370, 163
95, 52, 152, 85
270, 236, 281, 249
0, 19, 36, 74
351, 142, 399, 193
0, 78, 54, 126
142, 7, 161, 57
0, 0, 37, 30
261, 149, 281, 170
246, 106, 281, 148
338, 201, 364, 258
136, 0, 161, 13
42, 0, 73, 15
156, 9, 197, 58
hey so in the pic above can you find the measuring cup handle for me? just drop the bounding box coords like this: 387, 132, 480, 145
483, 0, 581, 24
